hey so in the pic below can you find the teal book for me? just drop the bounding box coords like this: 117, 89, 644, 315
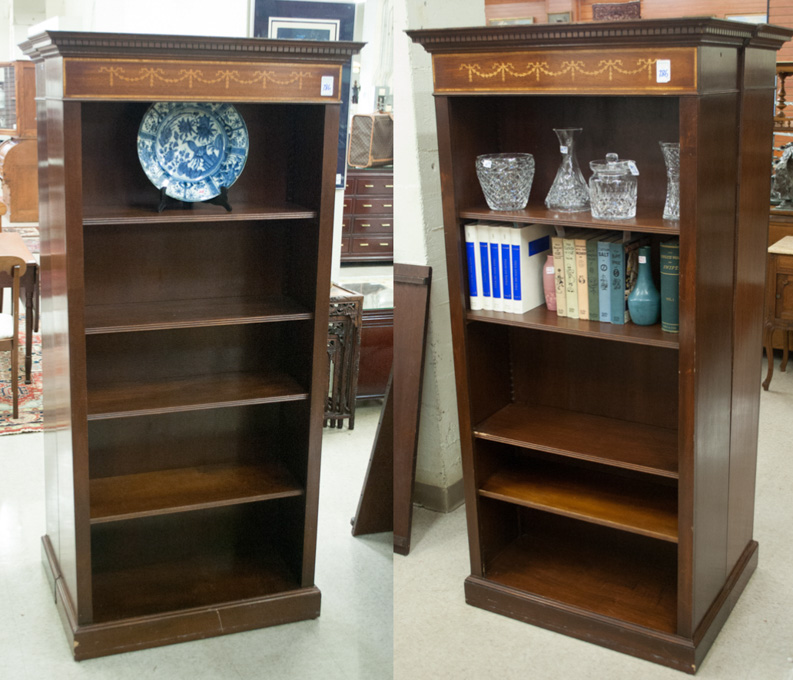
597, 234, 619, 323
586, 236, 601, 321
660, 238, 680, 333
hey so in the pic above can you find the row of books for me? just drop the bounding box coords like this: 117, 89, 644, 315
464, 221, 554, 313
463, 221, 680, 331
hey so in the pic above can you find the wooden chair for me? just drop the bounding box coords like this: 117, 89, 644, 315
0, 233, 29, 418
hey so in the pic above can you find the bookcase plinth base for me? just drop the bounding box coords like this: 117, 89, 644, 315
42, 535, 321, 661
464, 540, 758, 675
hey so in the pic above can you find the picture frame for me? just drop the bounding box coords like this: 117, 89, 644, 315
547, 12, 571, 23
725, 14, 767, 24
252, 1, 356, 188
487, 17, 535, 26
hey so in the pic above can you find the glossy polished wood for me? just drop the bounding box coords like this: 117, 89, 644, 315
411, 18, 791, 673
24, 31, 358, 659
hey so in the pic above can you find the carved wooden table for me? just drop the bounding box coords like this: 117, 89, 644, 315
325, 284, 363, 429
763, 236, 793, 390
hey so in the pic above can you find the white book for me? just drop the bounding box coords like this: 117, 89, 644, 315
487, 224, 504, 313
464, 223, 483, 311
510, 223, 555, 314
476, 222, 493, 311
499, 226, 514, 313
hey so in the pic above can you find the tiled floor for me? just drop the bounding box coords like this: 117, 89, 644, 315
0, 404, 392, 679
394, 358, 793, 680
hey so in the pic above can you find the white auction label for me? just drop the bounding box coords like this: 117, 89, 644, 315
656, 60, 671, 83
546, 267, 554, 274
321, 76, 334, 97
639, 255, 647, 264
627, 160, 640, 176
559, 145, 569, 154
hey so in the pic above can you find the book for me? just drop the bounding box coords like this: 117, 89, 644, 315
464, 223, 483, 311
499, 226, 513, 313
610, 234, 648, 324
489, 227, 503, 312
510, 222, 554, 314
597, 234, 620, 323
574, 231, 602, 320
551, 232, 566, 317
586, 236, 601, 321
476, 223, 493, 310
563, 229, 586, 318
660, 238, 680, 333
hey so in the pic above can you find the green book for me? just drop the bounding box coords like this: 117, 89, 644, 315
563, 232, 581, 319
586, 235, 601, 321
660, 238, 680, 333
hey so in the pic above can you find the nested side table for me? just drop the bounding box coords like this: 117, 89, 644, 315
763, 236, 793, 390
325, 283, 363, 428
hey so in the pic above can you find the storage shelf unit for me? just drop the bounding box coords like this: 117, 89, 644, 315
410, 19, 791, 673
23, 31, 362, 660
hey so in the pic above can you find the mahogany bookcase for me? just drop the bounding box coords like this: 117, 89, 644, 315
21, 31, 361, 659
410, 18, 791, 673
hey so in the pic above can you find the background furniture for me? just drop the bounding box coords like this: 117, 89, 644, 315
763, 236, 793, 389
411, 18, 791, 673
23, 30, 361, 660
341, 168, 393, 262
393, 264, 431, 556
325, 283, 363, 429
359, 307, 393, 398
0, 251, 37, 383
0, 231, 29, 418
0, 61, 38, 222
767, 214, 793, 350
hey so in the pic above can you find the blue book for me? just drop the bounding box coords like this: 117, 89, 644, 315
500, 226, 513, 313
490, 239, 502, 312
597, 234, 619, 323
477, 223, 492, 310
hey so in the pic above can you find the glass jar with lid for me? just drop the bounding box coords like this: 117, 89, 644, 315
588, 153, 638, 220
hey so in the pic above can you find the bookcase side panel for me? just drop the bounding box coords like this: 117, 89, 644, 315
727, 46, 777, 572
687, 92, 741, 632
434, 95, 485, 575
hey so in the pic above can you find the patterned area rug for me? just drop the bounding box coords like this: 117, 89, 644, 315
0, 316, 42, 436
1, 223, 40, 254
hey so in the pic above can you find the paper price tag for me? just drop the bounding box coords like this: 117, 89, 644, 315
559, 145, 569, 154
656, 60, 671, 84
546, 266, 555, 274
482, 159, 492, 168
639, 255, 647, 264
321, 76, 334, 97
627, 160, 640, 176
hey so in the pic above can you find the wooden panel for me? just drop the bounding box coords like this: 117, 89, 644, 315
64, 58, 343, 102
357, 308, 393, 399
432, 48, 697, 95
474, 403, 678, 477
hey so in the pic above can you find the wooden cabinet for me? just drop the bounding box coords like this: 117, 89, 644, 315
410, 18, 791, 673
768, 213, 793, 350
22, 31, 361, 660
0, 61, 38, 222
341, 168, 393, 262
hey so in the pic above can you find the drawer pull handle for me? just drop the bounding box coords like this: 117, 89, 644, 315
382, 223, 391, 227
361, 223, 371, 227
364, 184, 374, 188
360, 242, 370, 247
384, 204, 392, 208
363, 203, 373, 207
380, 242, 389, 246
386, 184, 393, 188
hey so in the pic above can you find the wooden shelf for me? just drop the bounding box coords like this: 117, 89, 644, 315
479, 458, 678, 542
474, 403, 678, 478
82, 201, 317, 226
459, 203, 680, 236
87, 372, 309, 420
91, 543, 300, 623
467, 306, 679, 349
90, 461, 304, 523
85, 296, 313, 334
484, 521, 678, 634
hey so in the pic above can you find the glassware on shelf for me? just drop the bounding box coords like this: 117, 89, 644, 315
545, 128, 590, 212
628, 244, 661, 325
660, 142, 680, 221
588, 153, 638, 220
475, 153, 535, 211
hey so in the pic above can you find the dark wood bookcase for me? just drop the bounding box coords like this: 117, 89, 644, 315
22, 31, 361, 660
410, 19, 791, 673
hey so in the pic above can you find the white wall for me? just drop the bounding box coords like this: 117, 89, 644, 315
394, 0, 485, 505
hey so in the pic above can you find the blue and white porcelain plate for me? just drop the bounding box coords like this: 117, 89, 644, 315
137, 102, 249, 202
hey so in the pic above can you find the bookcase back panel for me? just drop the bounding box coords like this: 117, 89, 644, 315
509, 328, 678, 430
83, 220, 317, 310
88, 401, 309, 481
90, 498, 306, 622
464, 321, 513, 425
80, 102, 315, 212
446, 96, 679, 215
85, 322, 313, 387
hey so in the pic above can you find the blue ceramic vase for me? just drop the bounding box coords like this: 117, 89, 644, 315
628, 245, 660, 325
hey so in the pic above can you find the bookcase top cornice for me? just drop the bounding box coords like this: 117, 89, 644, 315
408, 17, 793, 54
20, 30, 364, 64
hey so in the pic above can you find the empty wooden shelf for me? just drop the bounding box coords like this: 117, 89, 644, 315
411, 18, 792, 673
23, 31, 362, 660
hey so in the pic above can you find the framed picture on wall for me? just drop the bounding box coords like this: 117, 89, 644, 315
547, 12, 571, 23
487, 17, 535, 26
252, 1, 355, 188
725, 14, 767, 24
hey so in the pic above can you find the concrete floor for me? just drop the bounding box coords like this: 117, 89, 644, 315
0, 404, 392, 680
394, 358, 793, 680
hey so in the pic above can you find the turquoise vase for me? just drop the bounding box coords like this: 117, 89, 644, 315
628, 245, 660, 325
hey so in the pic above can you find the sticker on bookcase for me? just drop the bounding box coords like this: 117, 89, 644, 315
656, 60, 671, 83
